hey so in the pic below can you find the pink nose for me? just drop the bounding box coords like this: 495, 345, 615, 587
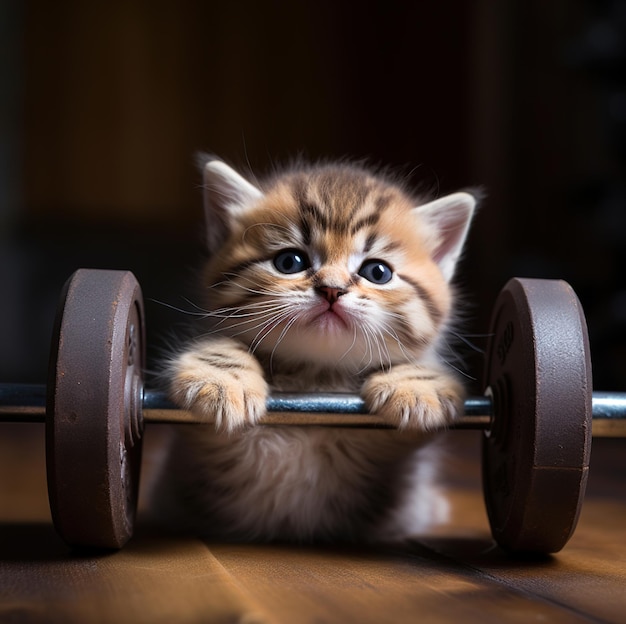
316, 286, 346, 304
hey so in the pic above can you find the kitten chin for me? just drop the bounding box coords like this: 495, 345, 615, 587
154, 157, 477, 542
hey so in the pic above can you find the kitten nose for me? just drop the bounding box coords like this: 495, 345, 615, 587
316, 286, 346, 304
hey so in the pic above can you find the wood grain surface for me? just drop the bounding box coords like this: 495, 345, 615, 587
1, 423, 624, 623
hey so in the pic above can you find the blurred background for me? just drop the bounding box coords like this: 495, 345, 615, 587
1, 0, 625, 392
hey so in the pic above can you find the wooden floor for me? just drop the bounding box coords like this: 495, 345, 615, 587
1, 424, 625, 623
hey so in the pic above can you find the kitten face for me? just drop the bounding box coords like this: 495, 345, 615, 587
200, 160, 475, 372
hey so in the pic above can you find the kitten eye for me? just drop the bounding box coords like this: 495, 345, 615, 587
358, 260, 393, 284
273, 249, 310, 274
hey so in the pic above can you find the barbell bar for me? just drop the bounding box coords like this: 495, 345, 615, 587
2, 384, 626, 435
0, 268, 616, 554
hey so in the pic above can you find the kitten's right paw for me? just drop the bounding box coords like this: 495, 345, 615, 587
168, 342, 268, 433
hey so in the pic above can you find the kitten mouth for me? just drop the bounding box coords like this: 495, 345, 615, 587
310, 306, 350, 331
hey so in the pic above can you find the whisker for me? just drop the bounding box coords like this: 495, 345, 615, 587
356, 322, 377, 374
438, 355, 476, 381
222, 306, 293, 336
447, 330, 486, 354
380, 324, 416, 366
268, 312, 303, 373
248, 308, 296, 354
371, 324, 392, 372
337, 323, 359, 364
208, 300, 290, 319
195, 304, 294, 340
148, 299, 211, 318
210, 281, 279, 298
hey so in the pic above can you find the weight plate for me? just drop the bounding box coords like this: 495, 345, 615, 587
482, 278, 592, 553
47, 269, 145, 548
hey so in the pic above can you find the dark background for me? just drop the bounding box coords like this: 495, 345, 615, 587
1, 0, 625, 393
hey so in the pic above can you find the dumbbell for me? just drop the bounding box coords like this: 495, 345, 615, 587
0, 269, 623, 554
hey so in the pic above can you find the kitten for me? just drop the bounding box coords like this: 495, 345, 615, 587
154, 157, 476, 542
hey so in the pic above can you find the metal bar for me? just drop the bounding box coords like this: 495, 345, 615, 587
143, 391, 493, 429
0, 383, 47, 422
585, 392, 626, 438
0, 383, 624, 436
0, 383, 493, 428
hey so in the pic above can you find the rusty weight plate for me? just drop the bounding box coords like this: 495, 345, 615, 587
482, 278, 592, 553
47, 269, 145, 549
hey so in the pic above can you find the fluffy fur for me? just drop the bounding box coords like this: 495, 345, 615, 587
153, 157, 476, 542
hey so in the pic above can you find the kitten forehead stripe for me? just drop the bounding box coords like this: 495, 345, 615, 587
300, 201, 329, 230
374, 193, 394, 211
381, 241, 402, 254
363, 233, 378, 254
398, 273, 444, 325
299, 213, 312, 245
350, 211, 381, 236
290, 175, 309, 206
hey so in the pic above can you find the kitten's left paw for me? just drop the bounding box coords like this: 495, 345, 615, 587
362, 366, 463, 431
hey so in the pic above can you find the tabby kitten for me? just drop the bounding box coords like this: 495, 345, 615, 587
155, 157, 476, 542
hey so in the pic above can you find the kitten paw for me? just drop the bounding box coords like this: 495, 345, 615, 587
168, 339, 268, 433
362, 366, 463, 431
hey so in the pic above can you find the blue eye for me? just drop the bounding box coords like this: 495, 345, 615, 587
273, 249, 310, 274
358, 260, 393, 284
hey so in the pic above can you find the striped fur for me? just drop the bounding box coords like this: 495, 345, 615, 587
155, 158, 476, 542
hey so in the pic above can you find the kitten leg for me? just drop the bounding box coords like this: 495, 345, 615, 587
361, 364, 464, 431
373, 441, 452, 542
167, 336, 268, 433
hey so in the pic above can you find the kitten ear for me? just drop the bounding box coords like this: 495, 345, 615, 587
201, 158, 264, 252
415, 192, 476, 281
